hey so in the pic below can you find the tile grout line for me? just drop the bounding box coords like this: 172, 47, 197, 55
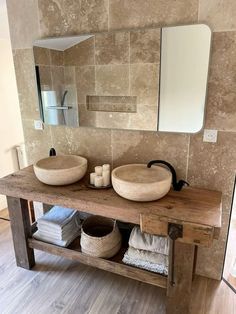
107, 0, 110, 31
111, 130, 114, 169
128, 32, 131, 95
185, 134, 191, 181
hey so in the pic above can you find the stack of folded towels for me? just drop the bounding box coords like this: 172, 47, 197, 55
33, 206, 81, 247
122, 226, 169, 275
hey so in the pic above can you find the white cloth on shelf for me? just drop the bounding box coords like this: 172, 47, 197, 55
122, 251, 168, 276
129, 226, 169, 255
37, 206, 80, 230
126, 246, 168, 266
33, 229, 80, 247
33, 206, 81, 247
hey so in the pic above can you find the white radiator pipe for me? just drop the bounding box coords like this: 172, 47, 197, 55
15, 143, 28, 169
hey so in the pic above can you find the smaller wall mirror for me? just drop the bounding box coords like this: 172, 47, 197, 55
158, 24, 211, 133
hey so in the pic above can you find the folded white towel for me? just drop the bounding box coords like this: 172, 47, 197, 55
123, 253, 168, 276
37, 206, 80, 230
129, 226, 169, 255
37, 215, 81, 241
126, 247, 168, 266
33, 229, 80, 247
34, 206, 81, 246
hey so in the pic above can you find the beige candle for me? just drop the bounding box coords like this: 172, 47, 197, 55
90, 172, 97, 185
95, 166, 103, 176
102, 164, 110, 172
94, 175, 103, 187
102, 170, 110, 186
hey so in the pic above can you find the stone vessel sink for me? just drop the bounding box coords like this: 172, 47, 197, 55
34, 155, 87, 186
112, 164, 172, 202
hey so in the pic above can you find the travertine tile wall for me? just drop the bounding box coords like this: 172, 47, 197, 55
6, 0, 236, 280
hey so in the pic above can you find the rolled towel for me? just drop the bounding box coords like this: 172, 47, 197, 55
122, 250, 168, 276
129, 226, 169, 255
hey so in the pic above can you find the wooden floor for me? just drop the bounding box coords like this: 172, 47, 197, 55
224, 207, 236, 291
0, 212, 236, 314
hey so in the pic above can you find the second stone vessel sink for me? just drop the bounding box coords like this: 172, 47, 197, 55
34, 155, 87, 186
112, 164, 172, 202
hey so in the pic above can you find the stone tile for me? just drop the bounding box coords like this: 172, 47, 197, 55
95, 32, 129, 65
13, 49, 40, 120
199, 0, 236, 32
78, 104, 97, 128
130, 29, 160, 64
22, 119, 53, 165
76, 66, 95, 104
94, 111, 131, 130
51, 66, 65, 104
205, 32, 236, 131
128, 105, 158, 131
109, 0, 198, 30
50, 49, 64, 66
33, 47, 51, 66
96, 65, 129, 96
51, 66, 65, 94
64, 37, 95, 66
50, 125, 112, 171
196, 211, 231, 280
130, 64, 159, 105
7, 0, 40, 49
38, 0, 108, 37
188, 131, 236, 213
64, 66, 76, 86
38, 66, 52, 90
196, 235, 227, 280
111, 130, 189, 179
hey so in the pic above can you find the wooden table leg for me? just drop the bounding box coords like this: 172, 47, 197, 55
166, 241, 195, 314
7, 196, 35, 269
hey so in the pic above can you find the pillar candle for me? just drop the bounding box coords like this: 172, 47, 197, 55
90, 172, 97, 185
95, 166, 103, 176
102, 170, 110, 186
102, 164, 110, 172
94, 175, 103, 187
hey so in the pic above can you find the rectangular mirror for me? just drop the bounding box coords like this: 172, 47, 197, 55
33, 24, 211, 133
158, 24, 211, 133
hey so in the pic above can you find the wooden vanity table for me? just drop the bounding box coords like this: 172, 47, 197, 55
0, 166, 222, 314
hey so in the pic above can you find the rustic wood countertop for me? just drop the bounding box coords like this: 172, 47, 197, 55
0, 166, 222, 232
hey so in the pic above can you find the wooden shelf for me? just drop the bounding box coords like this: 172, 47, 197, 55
28, 237, 167, 289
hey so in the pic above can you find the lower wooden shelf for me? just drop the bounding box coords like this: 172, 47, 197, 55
28, 237, 167, 289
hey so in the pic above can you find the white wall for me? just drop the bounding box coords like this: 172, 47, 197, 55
0, 0, 24, 209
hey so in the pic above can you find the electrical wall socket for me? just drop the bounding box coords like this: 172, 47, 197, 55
203, 129, 218, 143
34, 120, 44, 130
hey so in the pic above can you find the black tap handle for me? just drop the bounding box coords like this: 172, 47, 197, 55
49, 148, 56, 157
147, 160, 189, 191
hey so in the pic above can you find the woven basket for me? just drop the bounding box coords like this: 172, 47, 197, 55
81, 215, 122, 258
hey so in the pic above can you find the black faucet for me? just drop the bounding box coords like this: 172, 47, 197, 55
147, 160, 189, 191
49, 148, 56, 157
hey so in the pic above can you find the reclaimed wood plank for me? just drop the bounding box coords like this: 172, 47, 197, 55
0, 167, 222, 233
167, 241, 195, 314
28, 238, 167, 289
7, 197, 35, 269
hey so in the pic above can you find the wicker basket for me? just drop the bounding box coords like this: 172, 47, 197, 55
80, 215, 122, 258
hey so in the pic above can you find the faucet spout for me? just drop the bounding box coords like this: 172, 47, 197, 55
147, 160, 189, 191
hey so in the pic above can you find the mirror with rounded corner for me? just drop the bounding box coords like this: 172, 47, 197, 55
33, 24, 211, 133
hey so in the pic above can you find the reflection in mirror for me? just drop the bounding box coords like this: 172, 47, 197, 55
158, 24, 211, 133
33, 30, 160, 130
34, 35, 94, 127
